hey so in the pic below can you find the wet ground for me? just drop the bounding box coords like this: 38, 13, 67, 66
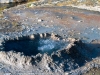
0, 1, 100, 75
3, 6, 100, 43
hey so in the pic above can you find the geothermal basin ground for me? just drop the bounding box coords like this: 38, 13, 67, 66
0, 3, 100, 75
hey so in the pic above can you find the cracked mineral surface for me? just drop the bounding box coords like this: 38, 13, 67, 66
0, 1, 100, 75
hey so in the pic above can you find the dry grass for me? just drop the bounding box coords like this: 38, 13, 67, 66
0, 0, 38, 13
56, 0, 100, 6
0, 6, 6, 13
83, 0, 96, 6
56, 0, 80, 6
0, 6, 6, 18
27, 0, 39, 3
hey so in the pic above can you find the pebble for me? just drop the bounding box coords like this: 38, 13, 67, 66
38, 19, 43, 22
29, 4, 34, 7
30, 35, 34, 39
98, 27, 100, 30
78, 20, 83, 22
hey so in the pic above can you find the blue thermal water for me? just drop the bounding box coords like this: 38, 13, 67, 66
38, 39, 64, 53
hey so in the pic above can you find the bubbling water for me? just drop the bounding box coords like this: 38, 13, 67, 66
38, 38, 64, 53
38, 39, 55, 51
